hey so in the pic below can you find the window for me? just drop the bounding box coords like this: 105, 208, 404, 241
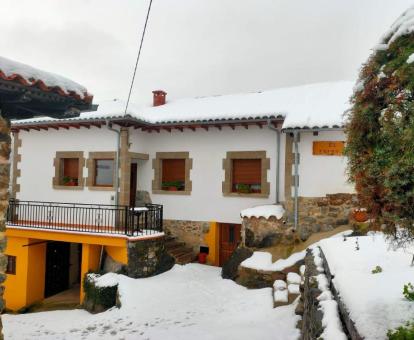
86, 152, 116, 190
232, 159, 262, 193
53, 151, 84, 190
222, 151, 270, 197
152, 152, 192, 195
61, 158, 79, 186
94, 159, 114, 186
6, 255, 16, 275
162, 159, 185, 191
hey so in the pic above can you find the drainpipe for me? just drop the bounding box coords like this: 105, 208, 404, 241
106, 120, 120, 206
293, 131, 300, 230
267, 120, 281, 204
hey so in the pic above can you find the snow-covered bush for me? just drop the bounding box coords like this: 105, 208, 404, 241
83, 272, 119, 313
387, 321, 414, 339
403, 282, 414, 301
371, 265, 383, 274
345, 6, 414, 241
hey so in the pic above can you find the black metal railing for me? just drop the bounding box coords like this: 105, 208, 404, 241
6, 199, 163, 236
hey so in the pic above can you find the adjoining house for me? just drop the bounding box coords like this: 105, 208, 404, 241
5, 81, 355, 311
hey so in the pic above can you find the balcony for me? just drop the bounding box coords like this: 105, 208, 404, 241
6, 199, 163, 237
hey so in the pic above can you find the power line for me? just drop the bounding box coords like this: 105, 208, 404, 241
125, 0, 153, 114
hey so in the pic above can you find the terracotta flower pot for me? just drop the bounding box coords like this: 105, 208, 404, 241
353, 209, 368, 222
168, 186, 178, 191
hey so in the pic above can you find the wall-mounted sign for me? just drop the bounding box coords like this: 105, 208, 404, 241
312, 141, 345, 156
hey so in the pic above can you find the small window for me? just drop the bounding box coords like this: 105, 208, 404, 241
60, 158, 79, 186
6, 255, 16, 275
162, 159, 185, 191
94, 159, 114, 186
232, 159, 262, 194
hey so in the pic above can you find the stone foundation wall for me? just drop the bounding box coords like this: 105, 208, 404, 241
242, 216, 295, 248
127, 236, 174, 278
286, 193, 357, 241
163, 219, 210, 253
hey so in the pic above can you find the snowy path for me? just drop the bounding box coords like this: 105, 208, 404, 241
3, 264, 300, 340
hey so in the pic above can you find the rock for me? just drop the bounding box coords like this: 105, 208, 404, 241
221, 247, 253, 280
287, 272, 301, 285
273, 279, 287, 291
103, 254, 125, 274
295, 300, 304, 316
236, 266, 286, 289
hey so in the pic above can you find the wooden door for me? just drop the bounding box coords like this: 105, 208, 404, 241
45, 241, 70, 298
219, 223, 241, 266
130, 163, 138, 206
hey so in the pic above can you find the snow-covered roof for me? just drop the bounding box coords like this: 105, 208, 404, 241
0, 56, 92, 102
12, 81, 353, 129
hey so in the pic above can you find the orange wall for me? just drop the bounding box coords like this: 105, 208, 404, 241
80, 243, 102, 302
26, 240, 46, 306
4, 236, 29, 311
105, 245, 128, 265
204, 222, 219, 266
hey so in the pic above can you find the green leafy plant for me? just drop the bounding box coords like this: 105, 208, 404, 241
371, 265, 383, 274
387, 321, 414, 339
161, 181, 184, 190
403, 283, 414, 301
236, 183, 250, 193
61, 176, 72, 185
345, 14, 414, 243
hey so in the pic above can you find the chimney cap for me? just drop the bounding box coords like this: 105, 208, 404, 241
152, 90, 167, 95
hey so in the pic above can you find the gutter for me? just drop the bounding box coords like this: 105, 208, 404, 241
293, 130, 300, 230
106, 120, 120, 206
267, 120, 281, 204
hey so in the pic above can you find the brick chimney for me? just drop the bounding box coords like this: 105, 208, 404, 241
152, 90, 167, 106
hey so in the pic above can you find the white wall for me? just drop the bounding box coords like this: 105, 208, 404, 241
17, 127, 118, 205
130, 126, 283, 223
14, 126, 354, 224
296, 130, 354, 197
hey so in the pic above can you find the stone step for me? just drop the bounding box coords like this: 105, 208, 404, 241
175, 252, 195, 265
169, 247, 193, 258
165, 241, 186, 250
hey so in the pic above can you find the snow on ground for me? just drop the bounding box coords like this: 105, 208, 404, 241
3, 264, 300, 340
241, 230, 352, 272
240, 204, 285, 220
319, 233, 414, 339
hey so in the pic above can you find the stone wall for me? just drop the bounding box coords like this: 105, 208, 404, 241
242, 216, 295, 248
127, 236, 174, 278
163, 219, 210, 253
285, 193, 357, 241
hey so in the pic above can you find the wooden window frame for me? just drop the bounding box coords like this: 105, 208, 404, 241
53, 151, 85, 190
6, 255, 16, 275
86, 152, 116, 191
152, 152, 192, 195
222, 151, 270, 198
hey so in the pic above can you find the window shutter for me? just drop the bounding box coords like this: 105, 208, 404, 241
232, 159, 261, 184
162, 159, 185, 182
63, 158, 79, 179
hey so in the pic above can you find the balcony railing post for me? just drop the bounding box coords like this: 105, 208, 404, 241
124, 206, 129, 236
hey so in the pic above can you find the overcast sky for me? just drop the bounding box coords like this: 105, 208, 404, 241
1, 0, 413, 105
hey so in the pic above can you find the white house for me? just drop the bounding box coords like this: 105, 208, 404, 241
9, 81, 355, 266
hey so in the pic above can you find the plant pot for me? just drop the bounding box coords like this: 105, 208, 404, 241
198, 253, 207, 264
353, 209, 368, 222
168, 186, 178, 191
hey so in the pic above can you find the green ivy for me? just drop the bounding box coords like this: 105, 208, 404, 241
345, 30, 414, 238
403, 283, 414, 301
83, 271, 118, 312
387, 322, 414, 339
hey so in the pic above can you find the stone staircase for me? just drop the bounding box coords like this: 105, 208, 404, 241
165, 235, 195, 265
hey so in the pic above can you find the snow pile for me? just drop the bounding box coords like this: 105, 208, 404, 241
273, 280, 287, 290
319, 233, 414, 339
380, 5, 414, 47
287, 284, 300, 295
241, 230, 352, 272
240, 204, 285, 220
0, 56, 90, 98
13, 81, 354, 129
3, 264, 301, 340
312, 247, 347, 340
287, 272, 301, 285
274, 289, 289, 303
88, 272, 119, 288
407, 53, 414, 64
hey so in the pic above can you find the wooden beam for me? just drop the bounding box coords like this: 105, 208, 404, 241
256, 122, 264, 129
188, 126, 196, 132
201, 125, 209, 131
228, 124, 235, 130
242, 123, 248, 129
162, 127, 172, 133
214, 124, 222, 130
39, 126, 48, 131
57, 124, 69, 130
176, 126, 184, 132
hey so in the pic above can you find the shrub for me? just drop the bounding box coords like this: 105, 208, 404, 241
83, 272, 118, 313
345, 8, 414, 242
387, 322, 414, 339
403, 283, 414, 301
371, 265, 383, 274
